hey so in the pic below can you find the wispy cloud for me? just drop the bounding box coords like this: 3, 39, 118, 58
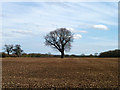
2, 2, 118, 54
12, 30, 34, 35
79, 30, 88, 33
3, 2, 117, 34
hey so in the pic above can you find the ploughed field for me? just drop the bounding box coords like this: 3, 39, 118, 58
2, 58, 118, 88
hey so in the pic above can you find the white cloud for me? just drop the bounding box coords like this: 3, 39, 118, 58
92, 25, 108, 30
66, 28, 88, 33
73, 34, 82, 39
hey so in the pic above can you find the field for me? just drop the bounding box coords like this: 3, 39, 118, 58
2, 57, 118, 88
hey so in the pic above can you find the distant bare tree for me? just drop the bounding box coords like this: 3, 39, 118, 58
45, 28, 74, 58
3, 44, 13, 55
13, 45, 23, 57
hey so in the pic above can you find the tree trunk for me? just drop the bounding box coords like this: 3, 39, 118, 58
61, 51, 64, 58
7, 52, 9, 55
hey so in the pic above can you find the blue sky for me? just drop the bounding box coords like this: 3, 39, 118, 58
2, 2, 118, 55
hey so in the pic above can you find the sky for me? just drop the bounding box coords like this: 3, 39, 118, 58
1, 2, 118, 55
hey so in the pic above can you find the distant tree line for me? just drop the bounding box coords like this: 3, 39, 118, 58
0, 44, 119, 58
99, 49, 120, 57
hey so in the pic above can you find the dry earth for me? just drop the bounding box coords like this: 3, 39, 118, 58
2, 57, 118, 88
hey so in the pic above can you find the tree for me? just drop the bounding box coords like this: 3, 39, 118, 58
89, 54, 93, 57
80, 53, 85, 57
45, 28, 74, 58
94, 53, 98, 57
12, 45, 23, 57
3, 44, 13, 55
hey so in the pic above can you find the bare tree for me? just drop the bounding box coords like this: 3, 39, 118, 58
3, 44, 13, 55
45, 28, 74, 58
13, 45, 23, 57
